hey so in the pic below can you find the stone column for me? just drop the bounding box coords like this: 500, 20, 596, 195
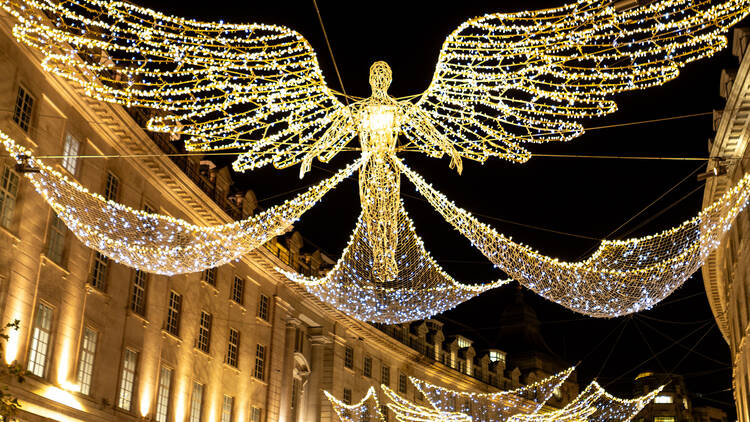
278, 317, 301, 422
264, 296, 293, 422
303, 327, 331, 422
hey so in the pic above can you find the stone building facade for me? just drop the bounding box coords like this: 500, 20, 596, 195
0, 8, 575, 422
703, 26, 750, 422
632, 373, 728, 422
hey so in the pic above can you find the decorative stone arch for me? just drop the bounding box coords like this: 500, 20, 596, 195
290, 352, 311, 421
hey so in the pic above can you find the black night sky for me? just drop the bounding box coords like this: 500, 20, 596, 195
139, 0, 742, 415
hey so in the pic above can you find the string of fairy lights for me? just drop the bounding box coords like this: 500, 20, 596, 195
0, 0, 747, 333
324, 368, 664, 422
0, 132, 361, 275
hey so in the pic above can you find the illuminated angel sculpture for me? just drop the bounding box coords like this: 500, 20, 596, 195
2, 0, 750, 323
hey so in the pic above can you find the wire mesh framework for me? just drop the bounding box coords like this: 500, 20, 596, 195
325, 387, 385, 422
410, 367, 575, 421
399, 159, 750, 317
325, 371, 663, 422
279, 205, 509, 324
0, 131, 359, 275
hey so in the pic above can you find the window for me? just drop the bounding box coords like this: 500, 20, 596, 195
130, 270, 148, 316
13, 86, 33, 132
224, 328, 240, 368
61, 133, 80, 175
381, 404, 389, 422
166, 291, 181, 337
456, 336, 471, 349
398, 372, 407, 394
294, 327, 304, 353
254, 344, 266, 380
655, 395, 673, 404
27, 303, 53, 377
154, 366, 173, 422
0, 166, 19, 229
381, 365, 390, 387
488, 350, 505, 364
89, 252, 109, 292
189, 381, 204, 422
343, 388, 352, 405
201, 267, 217, 287
104, 172, 119, 201
231, 276, 244, 304
291, 378, 301, 419
654, 418, 675, 422
250, 407, 262, 422
344, 346, 353, 369
363, 356, 372, 377
221, 395, 233, 422
45, 214, 66, 264
257, 294, 270, 321
117, 349, 138, 411
196, 311, 212, 353
76, 327, 97, 395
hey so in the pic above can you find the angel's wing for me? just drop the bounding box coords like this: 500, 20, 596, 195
406, 0, 749, 164
1, 0, 355, 171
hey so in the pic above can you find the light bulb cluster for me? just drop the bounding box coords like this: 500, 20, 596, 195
0, 131, 360, 275
398, 158, 750, 318
325, 387, 386, 422
0, 0, 355, 173
278, 204, 509, 324
410, 367, 575, 421
325, 369, 663, 422
412, 0, 749, 164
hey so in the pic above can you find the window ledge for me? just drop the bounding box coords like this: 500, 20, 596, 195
40, 254, 70, 276
223, 363, 241, 375
126, 309, 149, 326
193, 348, 213, 361
161, 329, 182, 345
250, 377, 268, 386
85, 284, 110, 301
200, 280, 219, 296
0, 225, 20, 245
229, 300, 247, 313
256, 317, 271, 327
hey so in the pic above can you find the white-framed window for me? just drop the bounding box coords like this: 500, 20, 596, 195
253, 344, 266, 380
0, 165, 19, 229
398, 372, 407, 394
61, 133, 80, 175
363, 356, 372, 377
12, 86, 34, 132
231, 276, 244, 305
196, 311, 212, 353
220, 395, 233, 422
201, 267, 217, 287
654, 395, 673, 404
257, 294, 270, 321
165, 291, 181, 336
89, 252, 109, 291
130, 270, 148, 316
154, 366, 173, 422
344, 346, 353, 369
27, 303, 53, 377
488, 350, 505, 364
104, 172, 119, 201
45, 214, 66, 265
76, 327, 97, 395
343, 388, 352, 405
117, 348, 138, 411
226, 328, 239, 368
188, 381, 204, 422
250, 407, 262, 422
381, 365, 390, 386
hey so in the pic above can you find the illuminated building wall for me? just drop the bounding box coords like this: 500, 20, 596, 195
704, 26, 750, 422
0, 8, 571, 422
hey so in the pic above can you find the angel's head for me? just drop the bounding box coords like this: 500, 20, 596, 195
369, 61, 392, 95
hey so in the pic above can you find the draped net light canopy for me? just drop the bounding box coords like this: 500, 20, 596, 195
2, 0, 750, 323
324, 368, 664, 422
